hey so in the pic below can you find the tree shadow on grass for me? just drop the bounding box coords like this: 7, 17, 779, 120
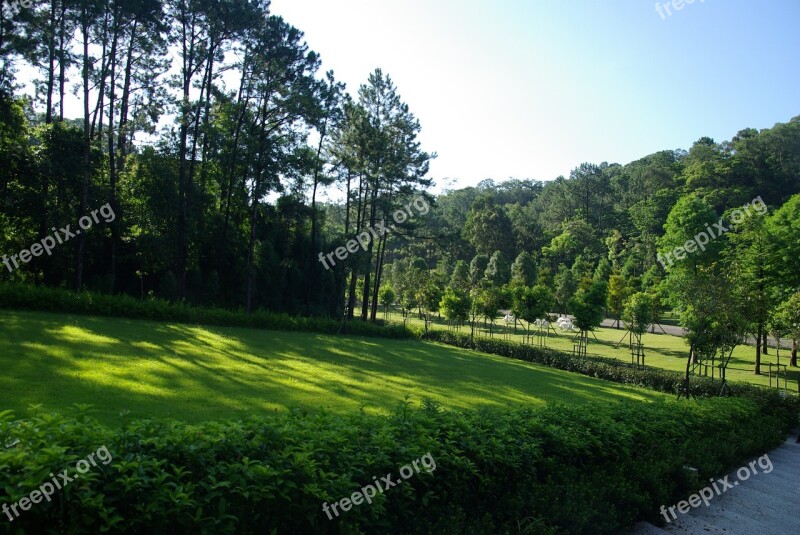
0, 310, 666, 428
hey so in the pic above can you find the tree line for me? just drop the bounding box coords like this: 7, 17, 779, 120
381, 120, 800, 371
0, 0, 430, 323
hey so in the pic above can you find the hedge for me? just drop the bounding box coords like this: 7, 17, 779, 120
420, 330, 800, 412
0, 396, 793, 535
0, 283, 416, 340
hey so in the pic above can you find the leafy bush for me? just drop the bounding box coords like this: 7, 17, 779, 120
0, 397, 792, 534
0, 283, 415, 340
421, 330, 800, 416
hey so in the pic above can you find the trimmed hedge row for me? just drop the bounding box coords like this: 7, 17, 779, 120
420, 330, 800, 411
0, 397, 793, 535
0, 283, 415, 339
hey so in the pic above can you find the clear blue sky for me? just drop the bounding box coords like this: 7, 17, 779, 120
271, 0, 800, 191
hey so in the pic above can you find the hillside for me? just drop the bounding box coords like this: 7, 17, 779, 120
0, 310, 665, 425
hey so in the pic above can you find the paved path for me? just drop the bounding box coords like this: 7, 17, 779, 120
600, 319, 684, 337
599, 319, 794, 349
630, 431, 800, 535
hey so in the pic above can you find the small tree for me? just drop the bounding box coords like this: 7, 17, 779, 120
475, 285, 503, 337
399, 292, 416, 325
675, 265, 747, 397
417, 281, 443, 332
394, 257, 426, 321
606, 273, 629, 328
512, 285, 555, 345
623, 292, 655, 334
569, 280, 608, 356
622, 292, 655, 366
440, 287, 470, 330
644, 278, 666, 333
378, 285, 396, 320
713, 299, 749, 395
468, 286, 483, 342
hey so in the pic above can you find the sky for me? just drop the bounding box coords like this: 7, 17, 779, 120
270, 0, 800, 191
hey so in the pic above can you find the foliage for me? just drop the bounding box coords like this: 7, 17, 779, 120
542, 220, 603, 270
772, 291, 800, 366
463, 198, 514, 258
606, 273, 629, 323
439, 287, 470, 324
448, 260, 470, 290
511, 285, 554, 328
622, 292, 657, 336
725, 205, 774, 368
767, 193, 800, 294
0, 283, 413, 339
510, 251, 537, 287
483, 250, 510, 287
2, 14, 800, 331
671, 265, 747, 363
569, 280, 608, 332
0, 396, 793, 534
657, 193, 722, 271
553, 265, 576, 314
473, 285, 505, 325
774, 291, 800, 340
378, 285, 396, 316
593, 257, 612, 283
468, 254, 489, 286
417, 281, 443, 316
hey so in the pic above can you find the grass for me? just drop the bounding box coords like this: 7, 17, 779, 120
385, 309, 800, 391
0, 310, 667, 426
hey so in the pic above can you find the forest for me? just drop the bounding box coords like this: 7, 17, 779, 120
1, 1, 799, 370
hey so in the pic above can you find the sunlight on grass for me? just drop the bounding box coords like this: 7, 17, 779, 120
49, 325, 121, 346
130, 341, 161, 352
0, 310, 668, 426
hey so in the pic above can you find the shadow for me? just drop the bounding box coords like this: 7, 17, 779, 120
0, 310, 666, 427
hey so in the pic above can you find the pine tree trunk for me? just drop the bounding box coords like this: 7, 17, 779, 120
755, 326, 762, 375
245, 178, 260, 314
76, 14, 91, 291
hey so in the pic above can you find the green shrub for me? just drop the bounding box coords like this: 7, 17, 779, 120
420, 330, 800, 417
0, 283, 414, 340
0, 398, 791, 534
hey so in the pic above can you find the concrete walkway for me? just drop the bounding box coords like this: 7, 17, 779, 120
630, 432, 800, 535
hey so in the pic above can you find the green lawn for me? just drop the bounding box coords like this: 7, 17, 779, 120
385, 309, 800, 391
0, 310, 666, 426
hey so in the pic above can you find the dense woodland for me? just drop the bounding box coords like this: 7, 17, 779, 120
1, 1, 799, 371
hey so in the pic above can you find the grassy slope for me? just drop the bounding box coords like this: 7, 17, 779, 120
386, 310, 800, 390
0, 310, 666, 426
